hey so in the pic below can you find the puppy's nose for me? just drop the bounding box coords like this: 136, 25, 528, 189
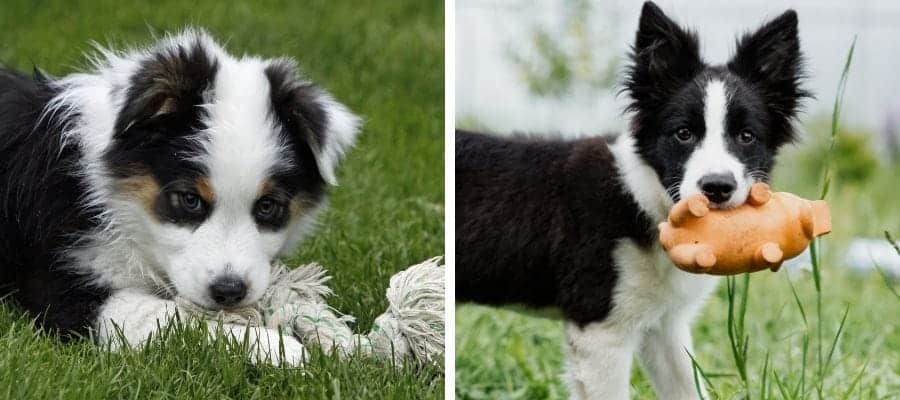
698, 173, 737, 204
209, 275, 247, 307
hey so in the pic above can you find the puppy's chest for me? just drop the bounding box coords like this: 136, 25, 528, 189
608, 239, 719, 328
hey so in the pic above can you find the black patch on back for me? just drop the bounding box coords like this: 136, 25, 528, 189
455, 130, 655, 326
0, 68, 111, 338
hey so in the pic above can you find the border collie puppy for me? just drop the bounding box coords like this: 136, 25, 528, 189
0, 29, 359, 365
456, 2, 807, 399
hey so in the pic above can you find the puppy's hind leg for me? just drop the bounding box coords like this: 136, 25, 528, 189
564, 321, 639, 400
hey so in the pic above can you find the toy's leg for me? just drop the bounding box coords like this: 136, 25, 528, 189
747, 182, 772, 206
564, 321, 638, 400
755, 242, 784, 272
668, 243, 716, 271
668, 194, 709, 227
810, 200, 832, 237
638, 315, 706, 400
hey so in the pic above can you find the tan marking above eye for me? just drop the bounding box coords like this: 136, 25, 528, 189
196, 176, 216, 203
117, 175, 160, 212
258, 179, 275, 198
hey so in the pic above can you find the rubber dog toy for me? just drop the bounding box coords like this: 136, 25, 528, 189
659, 183, 831, 275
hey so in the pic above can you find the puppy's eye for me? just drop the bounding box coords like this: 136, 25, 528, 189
738, 129, 756, 144
173, 192, 205, 214
675, 128, 694, 143
255, 199, 276, 218
253, 197, 286, 228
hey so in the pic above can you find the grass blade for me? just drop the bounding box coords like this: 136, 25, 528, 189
786, 274, 808, 326
822, 305, 850, 377
885, 231, 900, 256
820, 36, 857, 200
688, 350, 714, 400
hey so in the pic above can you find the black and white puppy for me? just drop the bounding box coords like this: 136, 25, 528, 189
456, 2, 807, 399
0, 29, 359, 365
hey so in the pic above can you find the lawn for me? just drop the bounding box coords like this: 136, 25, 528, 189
455, 49, 900, 400
0, 0, 443, 398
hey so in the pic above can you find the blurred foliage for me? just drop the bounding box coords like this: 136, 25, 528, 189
774, 117, 899, 245
506, 0, 621, 98
791, 120, 880, 188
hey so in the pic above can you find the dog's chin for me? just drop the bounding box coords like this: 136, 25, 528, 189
708, 199, 744, 210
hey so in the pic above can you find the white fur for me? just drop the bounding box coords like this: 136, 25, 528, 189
609, 133, 673, 222
679, 80, 751, 209
316, 95, 362, 185
568, 135, 722, 399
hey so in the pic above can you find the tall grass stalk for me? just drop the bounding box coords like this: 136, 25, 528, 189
694, 37, 858, 400
811, 36, 856, 400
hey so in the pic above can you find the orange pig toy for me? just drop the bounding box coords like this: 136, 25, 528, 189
658, 183, 832, 275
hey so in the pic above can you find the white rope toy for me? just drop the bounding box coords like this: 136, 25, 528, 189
177, 256, 444, 365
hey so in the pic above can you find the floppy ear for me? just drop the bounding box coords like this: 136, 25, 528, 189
625, 1, 704, 111
115, 37, 218, 137
728, 10, 807, 121
265, 60, 361, 185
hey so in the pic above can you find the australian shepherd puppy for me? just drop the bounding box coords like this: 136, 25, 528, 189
0, 29, 359, 366
456, 2, 808, 399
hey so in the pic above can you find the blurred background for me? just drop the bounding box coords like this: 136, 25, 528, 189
455, 1, 899, 399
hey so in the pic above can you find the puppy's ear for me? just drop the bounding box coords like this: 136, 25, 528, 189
626, 1, 703, 111
265, 60, 361, 185
728, 10, 808, 140
115, 37, 218, 137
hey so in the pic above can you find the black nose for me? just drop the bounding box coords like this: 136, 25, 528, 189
209, 276, 247, 307
698, 173, 737, 203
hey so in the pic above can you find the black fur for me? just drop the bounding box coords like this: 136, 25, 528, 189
0, 68, 110, 338
264, 61, 328, 208
455, 131, 654, 325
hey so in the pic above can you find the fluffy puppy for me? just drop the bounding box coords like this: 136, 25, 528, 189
0, 29, 360, 365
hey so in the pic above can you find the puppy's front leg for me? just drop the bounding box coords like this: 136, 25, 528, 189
564, 321, 639, 400
637, 314, 705, 400
95, 288, 305, 366
95, 288, 178, 349
214, 323, 306, 366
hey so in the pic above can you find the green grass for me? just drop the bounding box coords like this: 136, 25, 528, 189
456, 41, 899, 399
457, 269, 899, 399
0, 1, 443, 398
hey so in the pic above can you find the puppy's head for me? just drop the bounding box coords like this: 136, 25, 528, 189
106, 31, 360, 308
625, 2, 808, 208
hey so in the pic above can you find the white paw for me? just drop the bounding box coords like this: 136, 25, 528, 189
219, 324, 306, 367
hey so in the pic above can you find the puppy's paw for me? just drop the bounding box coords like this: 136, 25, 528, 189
218, 324, 306, 367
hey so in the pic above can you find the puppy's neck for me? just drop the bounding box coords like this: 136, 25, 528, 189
609, 133, 672, 223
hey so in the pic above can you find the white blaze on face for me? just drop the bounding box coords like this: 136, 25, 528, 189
679, 79, 750, 209
162, 57, 292, 308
